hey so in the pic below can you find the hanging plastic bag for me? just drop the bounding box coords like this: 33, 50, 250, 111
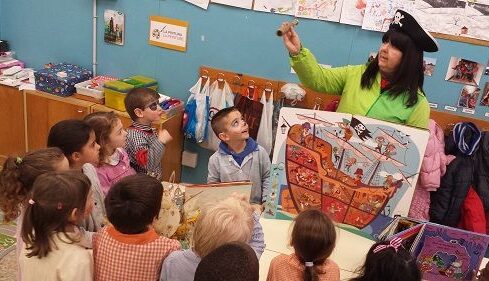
184, 77, 210, 142
200, 80, 234, 151
256, 90, 273, 154
234, 86, 263, 140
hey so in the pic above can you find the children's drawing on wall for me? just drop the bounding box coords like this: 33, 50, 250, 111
480, 83, 489, 106
367, 52, 377, 63
265, 108, 429, 239
339, 0, 366, 26
463, 1, 489, 41
445, 57, 483, 87
362, 0, 416, 32
295, 0, 344, 22
183, 0, 210, 10
253, 0, 295, 15
104, 10, 125, 46
457, 85, 480, 110
212, 0, 254, 9
423, 57, 436, 76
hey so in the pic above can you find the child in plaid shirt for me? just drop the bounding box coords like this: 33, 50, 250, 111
93, 174, 180, 281
124, 88, 172, 180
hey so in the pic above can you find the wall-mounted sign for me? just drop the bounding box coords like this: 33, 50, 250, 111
149, 16, 188, 52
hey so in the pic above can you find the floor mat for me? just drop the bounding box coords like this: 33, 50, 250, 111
0, 223, 16, 260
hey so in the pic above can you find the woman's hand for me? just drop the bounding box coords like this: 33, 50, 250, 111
281, 23, 302, 56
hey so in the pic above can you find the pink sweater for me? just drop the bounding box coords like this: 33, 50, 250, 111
96, 148, 136, 196
408, 119, 455, 220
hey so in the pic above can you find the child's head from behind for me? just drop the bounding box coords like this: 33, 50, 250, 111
352, 239, 421, 281
210, 107, 249, 143
291, 209, 336, 281
21, 171, 92, 258
105, 174, 162, 234
0, 147, 69, 222
124, 88, 161, 123
47, 119, 100, 168
84, 111, 126, 163
194, 242, 259, 281
193, 197, 253, 257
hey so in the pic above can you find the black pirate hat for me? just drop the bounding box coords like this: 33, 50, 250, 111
389, 9, 439, 52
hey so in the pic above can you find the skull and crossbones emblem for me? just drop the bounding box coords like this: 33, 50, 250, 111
392, 11, 404, 27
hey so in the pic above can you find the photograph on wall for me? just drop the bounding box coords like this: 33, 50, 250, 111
294, 0, 344, 22
212, 0, 254, 9
184, 0, 210, 9
457, 85, 480, 110
263, 108, 429, 239
423, 57, 437, 76
362, 0, 416, 32
104, 10, 125, 46
253, 0, 295, 15
445, 57, 484, 86
480, 82, 489, 106
339, 0, 366, 26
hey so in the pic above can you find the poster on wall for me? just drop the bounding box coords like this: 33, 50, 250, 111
104, 10, 125, 46
423, 57, 437, 76
149, 16, 188, 52
340, 0, 366, 26
253, 0, 295, 15
480, 82, 489, 106
263, 108, 429, 239
184, 0, 210, 10
457, 85, 480, 110
361, 0, 416, 32
212, 0, 253, 9
445, 57, 484, 86
294, 0, 344, 22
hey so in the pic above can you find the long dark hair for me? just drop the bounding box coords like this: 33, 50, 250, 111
350, 241, 421, 281
47, 119, 93, 163
291, 209, 337, 281
21, 171, 91, 258
361, 29, 424, 108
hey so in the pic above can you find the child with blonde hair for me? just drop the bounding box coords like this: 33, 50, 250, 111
19, 171, 94, 281
0, 148, 69, 281
161, 196, 265, 281
84, 111, 136, 195
267, 209, 339, 281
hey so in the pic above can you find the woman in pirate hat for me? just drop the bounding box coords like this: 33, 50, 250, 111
281, 10, 438, 129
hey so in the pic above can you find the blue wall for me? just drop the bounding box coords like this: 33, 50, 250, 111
1, 0, 489, 183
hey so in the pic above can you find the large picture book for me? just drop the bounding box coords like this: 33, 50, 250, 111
263, 108, 429, 238
154, 181, 252, 248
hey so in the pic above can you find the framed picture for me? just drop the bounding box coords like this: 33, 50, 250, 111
149, 16, 188, 52
445, 57, 484, 86
104, 10, 124, 46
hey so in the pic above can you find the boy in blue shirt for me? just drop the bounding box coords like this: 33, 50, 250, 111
207, 107, 271, 205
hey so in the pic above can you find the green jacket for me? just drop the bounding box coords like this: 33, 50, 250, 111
290, 48, 429, 129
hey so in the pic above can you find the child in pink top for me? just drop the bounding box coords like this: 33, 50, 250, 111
84, 111, 136, 195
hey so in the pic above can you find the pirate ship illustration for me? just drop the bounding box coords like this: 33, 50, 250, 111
277, 112, 421, 230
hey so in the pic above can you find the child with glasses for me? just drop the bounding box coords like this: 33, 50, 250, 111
124, 88, 173, 180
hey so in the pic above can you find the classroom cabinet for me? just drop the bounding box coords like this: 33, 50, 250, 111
0, 85, 26, 163
91, 104, 183, 182
25, 90, 92, 150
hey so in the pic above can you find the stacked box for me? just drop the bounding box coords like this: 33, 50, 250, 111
104, 75, 158, 111
35, 63, 92, 97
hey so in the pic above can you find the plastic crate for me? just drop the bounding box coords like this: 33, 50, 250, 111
105, 85, 158, 112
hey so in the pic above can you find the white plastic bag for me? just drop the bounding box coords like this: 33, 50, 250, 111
256, 90, 273, 154
186, 77, 210, 143
200, 80, 234, 150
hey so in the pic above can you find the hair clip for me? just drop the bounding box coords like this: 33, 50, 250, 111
15, 157, 23, 165
373, 237, 403, 253
304, 261, 314, 267
57, 202, 63, 210
28, 199, 35, 205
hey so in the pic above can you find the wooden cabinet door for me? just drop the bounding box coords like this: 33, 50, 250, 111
0, 85, 26, 162
26, 92, 92, 150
